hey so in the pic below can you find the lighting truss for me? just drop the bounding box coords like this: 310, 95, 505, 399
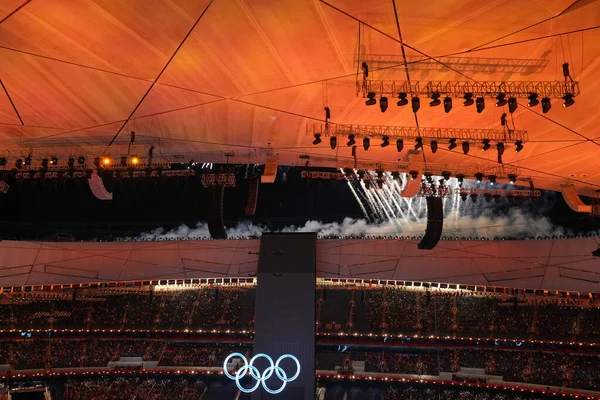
360, 80, 579, 99
416, 183, 452, 197
0, 144, 147, 159
455, 188, 541, 197
308, 123, 528, 144
201, 172, 236, 187
336, 160, 520, 180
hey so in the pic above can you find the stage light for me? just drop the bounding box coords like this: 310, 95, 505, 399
448, 138, 457, 150
429, 92, 441, 107
409, 170, 419, 180
497, 142, 505, 156
442, 171, 451, 181
50, 157, 58, 165
430, 140, 438, 153
397, 92, 408, 106
541, 97, 551, 113
25, 156, 31, 166
562, 93, 575, 108
470, 194, 478, 203
489, 175, 497, 185
381, 136, 389, 148
347, 135, 356, 147
411, 97, 420, 113
41, 158, 49, 169
527, 93, 539, 107
391, 171, 401, 182
0, 157, 6, 166
515, 140, 523, 152
313, 133, 322, 145
396, 139, 404, 152
484, 193, 492, 202
425, 174, 433, 183
482, 139, 490, 151
414, 137, 423, 150
462, 141, 470, 155
380, 97, 388, 112
78, 156, 86, 165
475, 172, 483, 183
363, 137, 370, 151
508, 97, 518, 113
457, 174, 464, 186
463, 93, 474, 106
68, 158, 75, 169
120, 156, 127, 167
102, 156, 111, 166
365, 92, 377, 106
443, 97, 452, 113
508, 174, 517, 184
15, 159, 22, 169
495, 93, 507, 107
330, 136, 337, 149
131, 156, 140, 165
476, 97, 485, 113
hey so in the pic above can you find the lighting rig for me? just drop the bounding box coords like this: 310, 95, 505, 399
308, 123, 528, 154
359, 79, 579, 114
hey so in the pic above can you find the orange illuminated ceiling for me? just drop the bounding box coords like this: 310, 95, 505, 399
0, 0, 599, 195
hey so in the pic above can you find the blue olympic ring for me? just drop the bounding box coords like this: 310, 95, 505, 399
223, 352, 301, 394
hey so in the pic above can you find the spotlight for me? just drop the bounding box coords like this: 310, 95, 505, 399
500, 113, 507, 127
541, 97, 551, 113
429, 92, 441, 107
313, 133, 322, 145
476, 97, 485, 113
381, 136, 390, 148
102, 156, 111, 166
396, 139, 404, 152
508, 97, 518, 113
495, 93, 507, 107
414, 137, 423, 150
462, 141, 470, 155
482, 139, 490, 151
489, 175, 497, 185
484, 193, 492, 202
131, 156, 139, 165
397, 92, 408, 106
120, 156, 127, 167
508, 174, 517, 184
50, 157, 58, 165
475, 172, 483, 183
430, 140, 438, 153
425, 174, 433, 183
15, 159, 22, 169
470, 194, 478, 203
562, 93, 575, 108
0, 157, 6, 166
497, 142, 505, 156
463, 93, 474, 107
515, 140, 524, 152
527, 93, 539, 107
365, 92, 377, 106
347, 135, 356, 147
78, 156, 86, 165
442, 171, 451, 181
363, 137, 370, 151
448, 138, 457, 150
409, 170, 419, 180
68, 158, 75, 169
411, 97, 420, 113
41, 158, 49, 169
330, 136, 337, 149
380, 97, 388, 112
456, 174, 464, 186
25, 156, 31, 166
441, 97, 452, 113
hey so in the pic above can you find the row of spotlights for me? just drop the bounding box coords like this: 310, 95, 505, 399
313, 134, 524, 153
3, 156, 145, 170
366, 91, 574, 114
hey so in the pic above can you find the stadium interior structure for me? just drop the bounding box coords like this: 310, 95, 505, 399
1, 0, 600, 398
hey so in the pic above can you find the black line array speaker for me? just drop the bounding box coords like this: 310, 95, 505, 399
207, 185, 227, 239
245, 175, 260, 216
418, 196, 444, 250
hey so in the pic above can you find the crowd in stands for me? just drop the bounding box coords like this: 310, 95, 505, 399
376, 386, 565, 400
60, 377, 207, 400
158, 343, 232, 367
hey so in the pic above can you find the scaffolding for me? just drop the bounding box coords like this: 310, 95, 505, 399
359, 80, 579, 99
308, 123, 528, 143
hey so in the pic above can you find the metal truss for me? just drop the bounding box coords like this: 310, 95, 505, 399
455, 188, 541, 197
115, 169, 196, 178
0, 144, 147, 158
360, 80, 579, 99
355, 54, 549, 74
416, 183, 452, 197
201, 173, 236, 187
308, 123, 528, 143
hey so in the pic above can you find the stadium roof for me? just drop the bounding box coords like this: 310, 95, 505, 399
1, 0, 600, 196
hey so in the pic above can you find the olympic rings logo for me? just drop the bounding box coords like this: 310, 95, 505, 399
223, 352, 301, 394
